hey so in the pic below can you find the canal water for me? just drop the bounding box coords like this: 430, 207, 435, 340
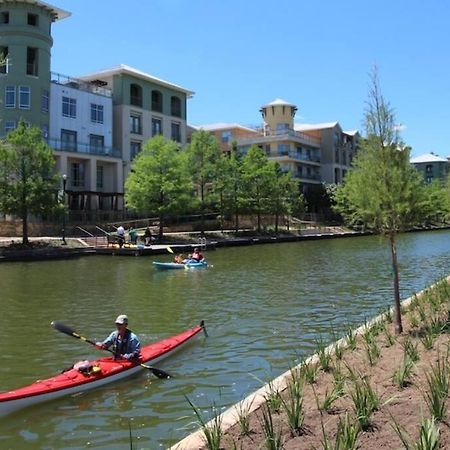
1, 230, 450, 449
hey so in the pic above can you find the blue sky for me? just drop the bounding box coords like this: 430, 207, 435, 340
50, 0, 449, 157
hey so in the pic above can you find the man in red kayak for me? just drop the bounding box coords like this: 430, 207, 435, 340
96, 315, 141, 361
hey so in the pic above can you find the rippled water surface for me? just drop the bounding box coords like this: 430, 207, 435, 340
1, 230, 450, 449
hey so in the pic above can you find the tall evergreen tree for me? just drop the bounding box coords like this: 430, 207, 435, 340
0, 122, 59, 244
333, 68, 426, 334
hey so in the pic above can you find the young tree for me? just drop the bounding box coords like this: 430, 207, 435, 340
186, 130, 222, 233
0, 122, 59, 244
333, 68, 426, 334
124, 135, 193, 238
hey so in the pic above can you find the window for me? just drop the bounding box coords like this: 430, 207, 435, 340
426, 164, 433, 174
130, 83, 142, 107
26, 47, 38, 76
71, 162, 85, 187
1, 12, 9, 24
171, 96, 181, 117
152, 90, 162, 112
90, 103, 104, 124
5, 85, 15, 107
276, 123, 289, 132
221, 130, 232, 143
171, 122, 181, 142
0, 46, 9, 74
130, 141, 141, 160
334, 168, 340, 183
89, 134, 104, 153
41, 124, 48, 141
96, 166, 104, 189
335, 147, 340, 163
62, 96, 76, 118
61, 129, 77, 151
130, 114, 142, 134
152, 117, 162, 136
27, 13, 38, 26
19, 86, 30, 109
277, 144, 290, 156
41, 90, 49, 113
4, 120, 15, 135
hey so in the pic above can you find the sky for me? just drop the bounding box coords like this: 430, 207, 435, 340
49, 0, 450, 158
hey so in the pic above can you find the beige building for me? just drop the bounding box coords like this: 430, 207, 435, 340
198, 99, 359, 201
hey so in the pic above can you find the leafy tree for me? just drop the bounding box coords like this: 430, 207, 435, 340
186, 130, 222, 233
266, 162, 305, 233
422, 179, 449, 226
241, 146, 272, 233
124, 135, 193, 238
0, 122, 60, 244
333, 68, 426, 334
229, 141, 244, 233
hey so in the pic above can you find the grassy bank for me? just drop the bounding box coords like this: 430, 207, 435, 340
177, 277, 450, 450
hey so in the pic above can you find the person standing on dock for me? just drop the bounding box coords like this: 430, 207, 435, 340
96, 315, 141, 361
116, 225, 125, 248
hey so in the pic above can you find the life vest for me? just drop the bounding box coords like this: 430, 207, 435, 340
113, 329, 132, 359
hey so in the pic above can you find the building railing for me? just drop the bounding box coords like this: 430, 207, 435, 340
237, 128, 321, 146
295, 173, 321, 181
51, 71, 112, 97
49, 138, 122, 158
275, 151, 321, 163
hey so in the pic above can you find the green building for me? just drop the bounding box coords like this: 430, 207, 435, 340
410, 152, 449, 184
0, 0, 69, 137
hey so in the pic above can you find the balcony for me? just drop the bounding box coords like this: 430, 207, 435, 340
273, 151, 321, 164
49, 138, 122, 158
237, 128, 321, 147
51, 72, 112, 97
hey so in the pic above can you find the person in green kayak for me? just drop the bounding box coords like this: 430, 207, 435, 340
96, 315, 141, 361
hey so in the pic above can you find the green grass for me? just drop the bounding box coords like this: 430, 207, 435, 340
185, 396, 223, 450
392, 355, 415, 388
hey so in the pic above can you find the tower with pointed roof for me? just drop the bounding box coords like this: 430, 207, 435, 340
260, 98, 297, 135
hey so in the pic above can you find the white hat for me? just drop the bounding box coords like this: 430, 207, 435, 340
115, 314, 128, 325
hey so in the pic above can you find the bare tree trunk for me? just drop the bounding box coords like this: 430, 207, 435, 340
158, 213, 164, 239
200, 182, 205, 236
219, 192, 224, 234
22, 213, 28, 245
22, 191, 28, 245
389, 232, 403, 334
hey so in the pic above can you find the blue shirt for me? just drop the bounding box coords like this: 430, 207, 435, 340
102, 329, 141, 360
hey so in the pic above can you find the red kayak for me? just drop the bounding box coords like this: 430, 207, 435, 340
0, 321, 205, 417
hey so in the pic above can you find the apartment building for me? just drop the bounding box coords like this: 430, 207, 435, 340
79, 65, 194, 181
295, 122, 358, 184
0, 0, 70, 137
0, 0, 194, 215
411, 153, 450, 184
49, 72, 122, 211
199, 99, 359, 200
